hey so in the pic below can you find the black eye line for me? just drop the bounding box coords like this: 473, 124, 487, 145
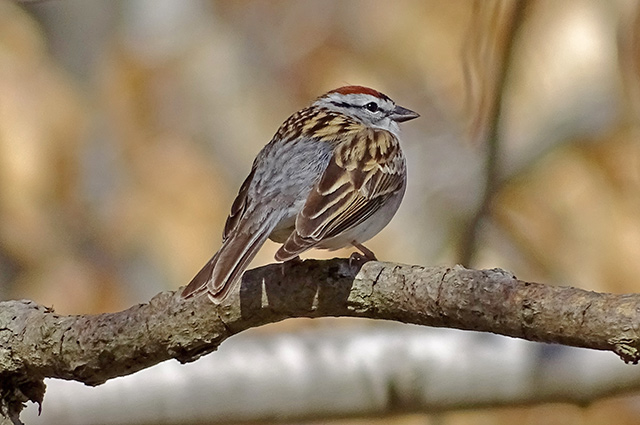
330, 100, 384, 113
330, 101, 357, 109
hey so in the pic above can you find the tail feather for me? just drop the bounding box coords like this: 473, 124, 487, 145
208, 229, 271, 302
181, 225, 272, 303
181, 251, 220, 298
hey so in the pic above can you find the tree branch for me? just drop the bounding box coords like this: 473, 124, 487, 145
2, 259, 640, 423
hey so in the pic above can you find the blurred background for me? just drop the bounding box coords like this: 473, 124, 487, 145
3, 0, 640, 424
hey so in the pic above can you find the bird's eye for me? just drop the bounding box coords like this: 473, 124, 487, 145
365, 102, 379, 112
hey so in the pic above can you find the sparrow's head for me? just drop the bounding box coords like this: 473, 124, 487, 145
314, 85, 419, 135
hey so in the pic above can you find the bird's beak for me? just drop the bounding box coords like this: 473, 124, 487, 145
390, 105, 420, 122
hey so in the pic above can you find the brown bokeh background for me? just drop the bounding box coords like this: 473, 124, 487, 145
3, 0, 640, 424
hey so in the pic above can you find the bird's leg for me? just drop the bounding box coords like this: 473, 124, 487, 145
349, 242, 377, 267
353, 242, 377, 261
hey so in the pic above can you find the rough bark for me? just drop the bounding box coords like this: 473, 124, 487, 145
2, 259, 640, 424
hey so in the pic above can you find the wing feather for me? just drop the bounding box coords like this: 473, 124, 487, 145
223, 165, 256, 242
275, 127, 405, 261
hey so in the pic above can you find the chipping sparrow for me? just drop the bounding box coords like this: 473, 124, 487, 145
182, 86, 419, 302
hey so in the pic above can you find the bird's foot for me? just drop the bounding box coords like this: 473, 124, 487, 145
352, 242, 377, 261
349, 242, 377, 268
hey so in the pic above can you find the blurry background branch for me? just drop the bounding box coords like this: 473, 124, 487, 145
21, 326, 640, 425
458, 0, 530, 266
3, 259, 640, 423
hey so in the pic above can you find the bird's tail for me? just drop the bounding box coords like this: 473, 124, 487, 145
181, 225, 272, 303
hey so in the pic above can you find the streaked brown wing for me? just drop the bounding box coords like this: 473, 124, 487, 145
276, 128, 404, 260
223, 165, 256, 242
